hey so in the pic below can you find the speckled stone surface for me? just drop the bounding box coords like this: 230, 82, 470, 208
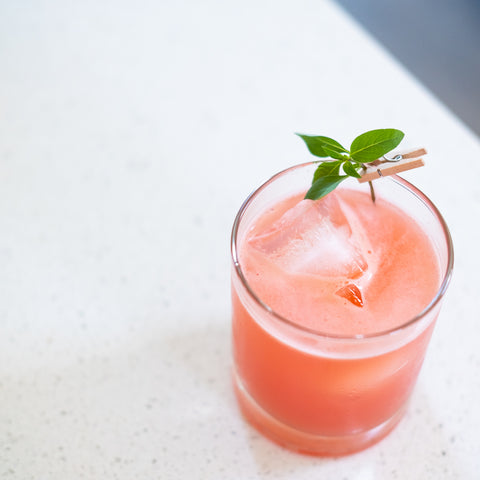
0, 0, 479, 478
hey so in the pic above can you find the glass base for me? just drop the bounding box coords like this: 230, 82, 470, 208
233, 371, 407, 456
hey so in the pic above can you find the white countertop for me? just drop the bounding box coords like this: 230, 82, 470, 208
1, 0, 479, 478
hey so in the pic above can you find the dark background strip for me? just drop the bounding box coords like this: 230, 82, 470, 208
335, 0, 480, 136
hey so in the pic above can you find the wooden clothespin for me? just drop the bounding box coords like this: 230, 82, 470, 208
358, 148, 427, 184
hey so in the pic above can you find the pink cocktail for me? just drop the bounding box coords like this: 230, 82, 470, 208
231, 163, 453, 456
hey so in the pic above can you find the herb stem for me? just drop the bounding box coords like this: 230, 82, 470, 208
368, 180, 376, 203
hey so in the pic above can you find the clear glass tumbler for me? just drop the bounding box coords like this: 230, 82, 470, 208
230, 162, 453, 456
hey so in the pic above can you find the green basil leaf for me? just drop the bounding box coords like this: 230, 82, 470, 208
342, 161, 361, 178
312, 160, 343, 182
304, 175, 348, 201
350, 129, 404, 163
314, 137, 349, 157
322, 145, 350, 161
296, 134, 348, 159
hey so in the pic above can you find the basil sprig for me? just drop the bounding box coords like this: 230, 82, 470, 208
297, 129, 404, 200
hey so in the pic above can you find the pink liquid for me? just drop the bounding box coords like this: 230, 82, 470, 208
241, 189, 440, 335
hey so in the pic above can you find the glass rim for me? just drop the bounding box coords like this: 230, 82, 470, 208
231, 161, 454, 340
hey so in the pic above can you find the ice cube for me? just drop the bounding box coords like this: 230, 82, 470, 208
249, 194, 371, 280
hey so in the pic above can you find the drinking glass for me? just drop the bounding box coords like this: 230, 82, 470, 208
230, 162, 454, 456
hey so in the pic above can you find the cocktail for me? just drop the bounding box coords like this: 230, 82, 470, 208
230, 142, 453, 456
